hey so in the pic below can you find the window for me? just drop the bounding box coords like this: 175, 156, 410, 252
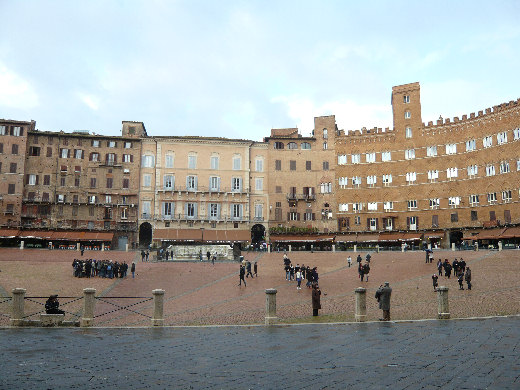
448, 197, 460, 208
108, 141, 117, 148
323, 142, 328, 150
122, 154, 132, 163
382, 174, 392, 186
352, 203, 362, 212
162, 202, 174, 217
143, 174, 152, 188
381, 151, 391, 162
408, 216, 418, 230
290, 160, 296, 171
403, 95, 410, 103
142, 201, 151, 217
405, 127, 412, 138
471, 211, 478, 221
209, 203, 220, 219
446, 167, 458, 180
407, 200, 417, 210
467, 164, 478, 177
28, 146, 40, 156
56, 194, 66, 203
337, 155, 347, 165
365, 152, 376, 163
105, 195, 112, 204
43, 175, 50, 185
91, 140, 100, 147
405, 149, 415, 160
163, 175, 174, 190
490, 211, 496, 221
351, 154, 360, 164
274, 142, 284, 149
287, 142, 298, 149
338, 203, 349, 212
404, 111, 411, 119
209, 176, 220, 192
0, 125, 5, 135
486, 165, 496, 177
90, 178, 97, 188
255, 158, 263, 172
89, 152, 100, 162
469, 195, 479, 206
406, 172, 416, 184
320, 182, 332, 193
499, 161, 510, 174
74, 149, 84, 159
306, 161, 311, 171
231, 177, 242, 192
497, 131, 508, 145
466, 139, 476, 151
13, 126, 22, 136
338, 177, 348, 189
288, 211, 299, 221
232, 155, 241, 170
352, 176, 361, 188
367, 202, 378, 211
60, 177, 66, 187
74, 177, 80, 187
10, 162, 17, 173
323, 128, 328, 139
11, 144, 19, 155
514, 128, 520, 140
187, 176, 197, 191
123, 141, 132, 149
383, 201, 393, 211
142, 155, 155, 168
8, 184, 15, 194
254, 204, 263, 220
428, 170, 439, 182
429, 198, 440, 209
445, 144, 457, 155
28, 174, 37, 185
426, 146, 437, 157
517, 159, 520, 171
451, 213, 458, 223
483, 136, 493, 148
323, 161, 329, 170
505, 209, 512, 224
355, 216, 361, 225
366, 175, 377, 187
231, 204, 243, 219
275, 186, 282, 193
301, 142, 311, 150
275, 160, 281, 170
255, 178, 263, 191
122, 178, 129, 189
162, 153, 174, 168
487, 192, 497, 204
502, 190, 512, 203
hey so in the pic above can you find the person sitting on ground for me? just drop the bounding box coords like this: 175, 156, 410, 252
45, 295, 65, 315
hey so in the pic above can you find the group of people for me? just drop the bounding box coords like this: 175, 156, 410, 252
347, 253, 371, 282
283, 254, 319, 290
432, 257, 472, 291
72, 259, 136, 279
238, 259, 258, 286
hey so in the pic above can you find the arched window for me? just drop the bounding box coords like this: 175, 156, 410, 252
274, 142, 284, 149
287, 142, 298, 149
301, 142, 311, 150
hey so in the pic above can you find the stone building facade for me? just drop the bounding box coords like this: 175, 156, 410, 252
336, 82, 520, 247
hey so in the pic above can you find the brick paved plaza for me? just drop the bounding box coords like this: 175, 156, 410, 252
1, 248, 519, 326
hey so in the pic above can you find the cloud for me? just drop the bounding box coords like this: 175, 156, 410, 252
0, 62, 39, 109
271, 95, 392, 135
78, 93, 100, 111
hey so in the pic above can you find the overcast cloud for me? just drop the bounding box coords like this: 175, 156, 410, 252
1, 0, 519, 140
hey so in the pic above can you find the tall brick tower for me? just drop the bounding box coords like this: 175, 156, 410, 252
391, 82, 422, 139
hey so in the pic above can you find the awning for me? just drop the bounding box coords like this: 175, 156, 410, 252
82, 232, 114, 242
400, 233, 423, 241
19, 230, 51, 239
355, 234, 380, 242
0, 229, 20, 238
423, 231, 444, 239
378, 233, 403, 242
154, 229, 202, 242
500, 227, 520, 239
462, 231, 481, 240
269, 234, 334, 243
335, 234, 357, 243
475, 228, 507, 240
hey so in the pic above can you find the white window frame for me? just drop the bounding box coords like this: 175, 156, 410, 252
351, 154, 360, 164
338, 155, 347, 165
465, 139, 476, 152
383, 201, 393, 211
367, 202, 378, 211
445, 143, 457, 155
487, 193, 497, 204
448, 196, 460, 208
407, 200, 417, 210
502, 190, 512, 203
467, 165, 478, 177
483, 136, 493, 148
381, 151, 391, 162
486, 165, 496, 177
405, 149, 415, 160
142, 155, 155, 168
255, 158, 263, 172
499, 161, 510, 174
188, 155, 197, 169
143, 174, 152, 187
406, 172, 417, 184
428, 170, 439, 182
426, 146, 437, 157
163, 175, 174, 190
469, 194, 479, 206
352, 177, 361, 188
497, 131, 508, 145
513, 128, 520, 140
232, 155, 241, 170
187, 175, 197, 191
338, 203, 349, 212
404, 111, 411, 119
382, 174, 392, 186
429, 198, 440, 209
365, 152, 376, 163
209, 176, 220, 192
255, 177, 263, 191
338, 177, 348, 189
405, 127, 412, 138
165, 154, 174, 168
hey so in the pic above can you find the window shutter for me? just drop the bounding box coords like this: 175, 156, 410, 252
184, 203, 188, 217
194, 203, 198, 218
239, 204, 243, 218
114, 154, 117, 163
296, 213, 300, 221
312, 213, 316, 220
89, 153, 93, 161
194, 176, 198, 190
346, 217, 350, 227
376, 218, 379, 229
366, 218, 370, 229
238, 178, 242, 192
105, 153, 109, 163
287, 212, 290, 221
25, 174, 29, 184
130, 155, 133, 162
36, 175, 39, 185
406, 217, 410, 229
416, 217, 419, 229
217, 177, 221, 191
186, 176, 189, 189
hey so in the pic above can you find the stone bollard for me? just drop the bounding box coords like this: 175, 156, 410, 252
451, 242, 455, 251
20, 240, 24, 250
475, 242, 479, 251
332, 244, 336, 252
437, 286, 450, 319
11, 288, 26, 326
288, 244, 292, 252
126, 243, 129, 252
77, 243, 80, 251
102, 243, 105, 251
80, 288, 97, 327
498, 241, 502, 251
353, 244, 357, 252
265, 289, 278, 325
152, 289, 165, 326
354, 287, 367, 322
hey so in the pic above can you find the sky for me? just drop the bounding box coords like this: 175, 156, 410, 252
1, 0, 520, 141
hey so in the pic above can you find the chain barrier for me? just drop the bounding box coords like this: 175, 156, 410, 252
94, 297, 153, 319
22, 296, 84, 319
0, 297, 12, 318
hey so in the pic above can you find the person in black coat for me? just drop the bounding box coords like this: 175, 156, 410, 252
311, 283, 321, 316
45, 295, 64, 314
238, 266, 246, 287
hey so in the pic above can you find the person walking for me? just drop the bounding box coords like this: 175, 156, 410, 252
363, 263, 370, 282
347, 255, 352, 268
365, 253, 371, 263
311, 283, 321, 316
432, 274, 438, 291
375, 282, 392, 321
253, 261, 258, 277
465, 267, 472, 290
131, 262, 136, 278
296, 269, 302, 290
437, 259, 443, 276
238, 265, 246, 287
246, 261, 254, 278
458, 271, 464, 290
207, 251, 211, 262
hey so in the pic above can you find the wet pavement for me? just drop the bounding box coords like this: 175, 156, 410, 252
1, 316, 518, 389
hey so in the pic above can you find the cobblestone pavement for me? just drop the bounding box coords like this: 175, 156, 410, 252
0, 316, 518, 389
1, 248, 520, 326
